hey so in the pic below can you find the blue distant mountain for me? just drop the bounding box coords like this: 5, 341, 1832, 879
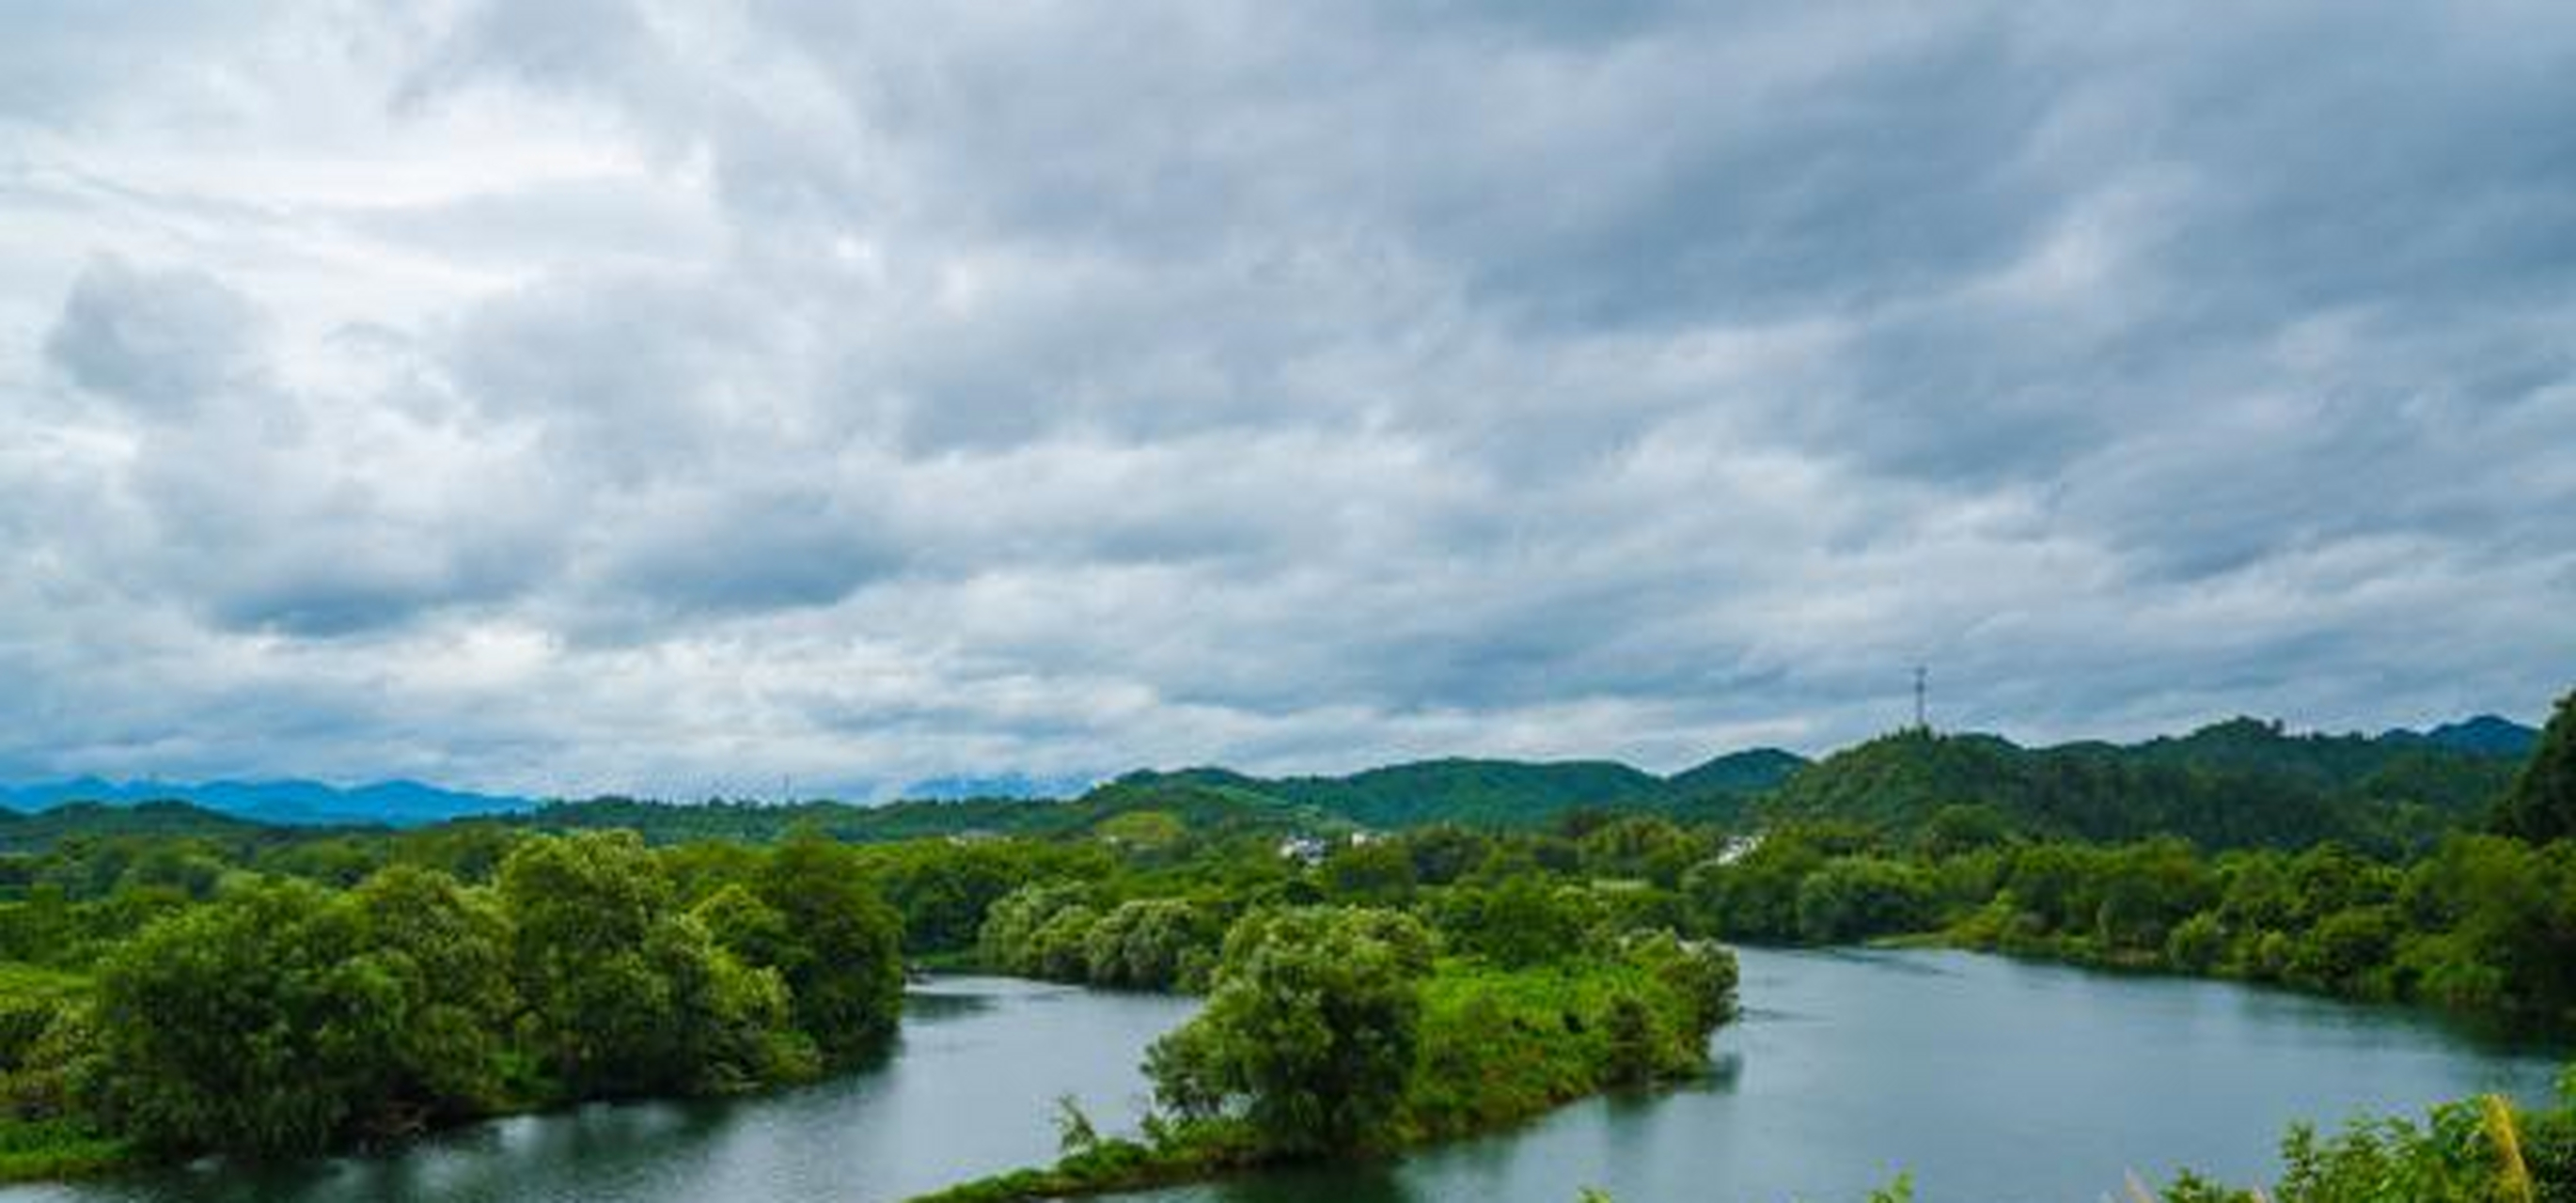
0, 777, 534, 827
2381, 714, 2541, 758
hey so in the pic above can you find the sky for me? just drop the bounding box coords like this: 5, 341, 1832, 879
3, 2, 2573, 799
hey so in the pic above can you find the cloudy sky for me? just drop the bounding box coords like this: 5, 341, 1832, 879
4, 3, 2572, 798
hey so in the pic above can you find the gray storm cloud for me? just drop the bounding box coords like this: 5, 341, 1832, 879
1, 1, 2571, 796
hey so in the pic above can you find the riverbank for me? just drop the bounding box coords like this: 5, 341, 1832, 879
0, 1120, 132, 1184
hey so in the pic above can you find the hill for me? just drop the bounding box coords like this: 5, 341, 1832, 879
0, 799, 367, 855
516, 774, 1349, 846
2384, 713, 2540, 758
511, 751, 1809, 844
1667, 747, 1809, 797
1114, 750, 1807, 830
1764, 719, 2525, 851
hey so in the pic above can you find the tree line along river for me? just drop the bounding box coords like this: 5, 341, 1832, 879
4, 946, 2564, 1203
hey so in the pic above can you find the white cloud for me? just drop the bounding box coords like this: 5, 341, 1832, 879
1, 0, 2571, 795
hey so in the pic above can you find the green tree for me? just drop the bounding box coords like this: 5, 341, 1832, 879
1601, 991, 1660, 1086
2496, 691, 2576, 844
1576, 818, 1704, 887
694, 883, 793, 973
1083, 898, 1221, 990
339, 865, 521, 1123
2286, 905, 2402, 997
2093, 840, 2212, 952
497, 833, 796, 1097
2400, 836, 2576, 1023
1434, 875, 1594, 968
1794, 857, 1936, 943
2166, 912, 2228, 973
979, 883, 1092, 975
1145, 907, 1433, 1155
1681, 830, 1830, 941
1323, 839, 1418, 904
1918, 804, 2015, 858
750, 836, 904, 1061
1029, 904, 1104, 980
873, 843, 1023, 954
1622, 929, 1740, 1035
1399, 825, 1491, 886
85, 881, 392, 1155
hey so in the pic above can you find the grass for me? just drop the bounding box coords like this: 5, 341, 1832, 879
0, 963, 134, 1182
1397, 957, 1706, 1143
0, 1118, 135, 1183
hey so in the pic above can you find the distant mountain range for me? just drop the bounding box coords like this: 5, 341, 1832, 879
500, 714, 2539, 851
2380, 713, 2541, 758
0, 777, 533, 827
0, 714, 2539, 843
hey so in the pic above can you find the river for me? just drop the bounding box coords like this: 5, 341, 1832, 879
7, 949, 2564, 1203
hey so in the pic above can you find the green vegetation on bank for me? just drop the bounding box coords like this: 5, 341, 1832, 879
1687, 821, 2576, 1025
0, 963, 126, 1180
1677, 691, 2576, 1026
2495, 693, 2576, 846
2155, 1070, 2576, 1202
0, 830, 901, 1179
914, 904, 1736, 1201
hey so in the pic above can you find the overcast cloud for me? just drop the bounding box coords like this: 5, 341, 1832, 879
3, 1, 2572, 798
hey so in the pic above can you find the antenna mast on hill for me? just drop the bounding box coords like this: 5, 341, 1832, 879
1913, 665, 1929, 733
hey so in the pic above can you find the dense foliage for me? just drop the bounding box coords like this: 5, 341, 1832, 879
1765, 723, 2519, 853
0, 831, 903, 1171
497, 832, 809, 1101
2163, 1072, 2576, 1202
1685, 822, 2576, 1027
1145, 907, 1437, 1154
2494, 692, 2576, 846
1210, 756, 1768, 827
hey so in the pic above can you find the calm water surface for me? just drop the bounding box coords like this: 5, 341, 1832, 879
7, 950, 2564, 1203
1133, 948, 2568, 1203
1, 977, 1195, 1203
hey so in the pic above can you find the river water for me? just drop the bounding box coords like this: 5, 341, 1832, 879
7, 949, 2564, 1203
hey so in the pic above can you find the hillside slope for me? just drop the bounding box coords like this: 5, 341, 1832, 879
1765, 720, 2522, 851
1118, 750, 1807, 830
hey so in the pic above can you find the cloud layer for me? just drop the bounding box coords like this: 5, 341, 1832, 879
4, 1, 2572, 796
